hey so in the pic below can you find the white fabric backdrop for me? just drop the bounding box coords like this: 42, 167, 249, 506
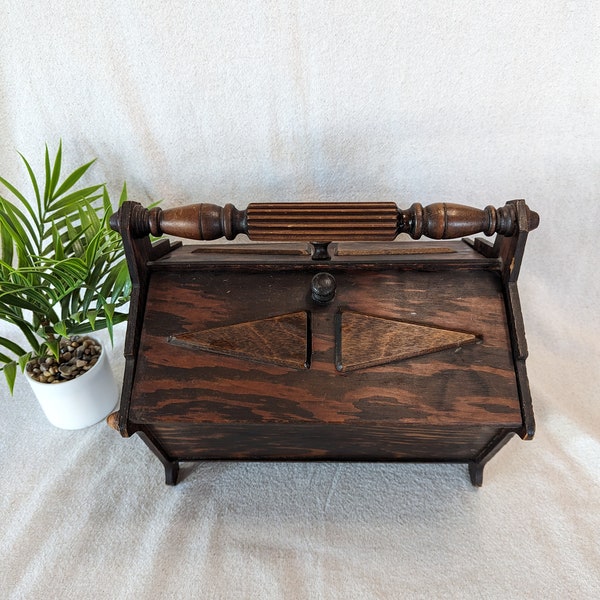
1, 1, 599, 598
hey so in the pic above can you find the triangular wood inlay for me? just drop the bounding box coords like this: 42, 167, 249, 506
335, 311, 479, 372
170, 311, 310, 370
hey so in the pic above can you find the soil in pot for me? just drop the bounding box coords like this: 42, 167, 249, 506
26, 336, 102, 383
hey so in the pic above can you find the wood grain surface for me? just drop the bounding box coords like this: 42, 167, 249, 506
130, 267, 520, 433
142, 422, 503, 461
170, 311, 310, 370
336, 311, 479, 372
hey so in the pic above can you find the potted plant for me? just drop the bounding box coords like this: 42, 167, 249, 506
0, 142, 130, 428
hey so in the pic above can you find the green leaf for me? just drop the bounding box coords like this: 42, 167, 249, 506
0, 277, 60, 321
46, 185, 104, 213
0, 350, 14, 363
51, 223, 65, 261
18, 151, 42, 218
0, 198, 38, 258
80, 282, 98, 315
68, 312, 127, 336
119, 181, 128, 206
0, 292, 45, 314
107, 261, 130, 303
53, 321, 68, 338
87, 309, 97, 329
102, 185, 112, 214
48, 140, 62, 202
46, 338, 60, 360
106, 318, 114, 346
0, 336, 27, 357
65, 218, 86, 257
0, 316, 41, 355
1, 219, 14, 266
2, 361, 17, 394
84, 229, 102, 267
103, 301, 115, 345
52, 158, 97, 200
0, 176, 38, 228
55, 257, 88, 280
103, 301, 115, 321
82, 202, 101, 232
18, 352, 32, 372
77, 206, 95, 245
42, 220, 94, 256
98, 261, 119, 299
43, 144, 52, 210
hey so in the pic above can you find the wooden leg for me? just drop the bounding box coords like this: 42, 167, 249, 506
468, 462, 484, 487
136, 430, 181, 486
164, 461, 180, 486
468, 430, 517, 487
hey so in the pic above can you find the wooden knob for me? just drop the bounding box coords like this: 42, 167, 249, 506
311, 272, 336, 304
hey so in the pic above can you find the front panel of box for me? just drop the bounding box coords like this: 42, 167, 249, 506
131, 267, 521, 451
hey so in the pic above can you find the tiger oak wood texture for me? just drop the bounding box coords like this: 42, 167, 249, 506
131, 268, 519, 427
146, 423, 504, 461
109, 199, 538, 486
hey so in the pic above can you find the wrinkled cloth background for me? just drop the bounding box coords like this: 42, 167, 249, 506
1, 2, 599, 598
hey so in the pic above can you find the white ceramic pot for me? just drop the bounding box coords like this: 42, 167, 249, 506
27, 341, 118, 430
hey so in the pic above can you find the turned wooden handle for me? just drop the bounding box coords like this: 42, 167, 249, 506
111, 200, 538, 241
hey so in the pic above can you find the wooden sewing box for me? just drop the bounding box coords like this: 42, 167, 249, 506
108, 199, 538, 486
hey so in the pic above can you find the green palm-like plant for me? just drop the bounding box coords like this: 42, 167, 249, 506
0, 142, 130, 393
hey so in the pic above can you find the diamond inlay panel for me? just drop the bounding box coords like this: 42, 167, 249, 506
170, 311, 311, 370
335, 311, 479, 372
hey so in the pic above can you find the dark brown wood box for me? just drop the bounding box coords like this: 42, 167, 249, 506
109, 200, 538, 486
